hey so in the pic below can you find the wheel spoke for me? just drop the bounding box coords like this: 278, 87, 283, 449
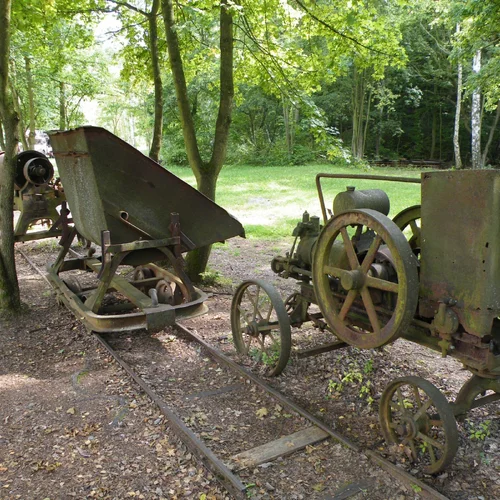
244, 335, 253, 352
429, 419, 444, 427
340, 227, 359, 269
413, 386, 423, 408
410, 220, 420, 237
396, 388, 408, 415
245, 289, 264, 321
413, 398, 432, 421
339, 289, 358, 321
427, 441, 437, 464
266, 301, 274, 322
361, 235, 383, 273
416, 432, 445, 451
237, 305, 251, 324
254, 286, 261, 319
323, 265, 349, 279
360, 288, 381, 334
365, 275, 399, 293
408, 438, 418, 461
390, 402, 404, 412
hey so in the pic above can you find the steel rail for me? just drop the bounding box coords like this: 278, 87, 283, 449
93, 333, 247, 499
174, 322, 449, 500
17, 249, 448, 500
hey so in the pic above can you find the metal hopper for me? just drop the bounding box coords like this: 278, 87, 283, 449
46, 127, 244, 333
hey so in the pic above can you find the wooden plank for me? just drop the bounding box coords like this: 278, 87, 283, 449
230, 426, 329, 471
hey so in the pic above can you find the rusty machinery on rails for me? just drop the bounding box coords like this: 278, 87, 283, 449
46, 126, 244, 333
230, 171, 500, 474
0, 149, 69, 242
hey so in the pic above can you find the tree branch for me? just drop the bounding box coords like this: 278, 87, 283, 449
294, 0, 393, 57
107, 0, 147, 17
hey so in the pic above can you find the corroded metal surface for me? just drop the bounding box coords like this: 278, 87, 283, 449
419, 170, 500, 339
312, 209, 419, 349
234, 168, 500, 473
10, 150, 67, 242
46, 126, 243, 333
49, 127, 244, 249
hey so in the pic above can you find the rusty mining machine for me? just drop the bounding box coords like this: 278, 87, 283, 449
43, 126, 244, 333
231, 171, 500, 474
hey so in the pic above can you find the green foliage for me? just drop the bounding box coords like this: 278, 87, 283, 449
326, 358, 375, 406
198, 267, 232, 287
466, 419, 492, 441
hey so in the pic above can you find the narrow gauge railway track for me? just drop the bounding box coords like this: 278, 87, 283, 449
18, 248, 448, 500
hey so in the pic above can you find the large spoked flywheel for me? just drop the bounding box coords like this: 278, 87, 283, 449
231, 279, 291, 376
312, 209, 419, 349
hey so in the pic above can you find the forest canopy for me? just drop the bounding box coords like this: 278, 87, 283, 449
2, 0, 500, 169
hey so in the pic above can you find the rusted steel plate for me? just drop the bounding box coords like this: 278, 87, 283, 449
419, 170, 500, 337
49, 127, 244, 249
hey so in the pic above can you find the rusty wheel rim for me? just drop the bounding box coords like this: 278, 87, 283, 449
380, 376, 458, 474
231, 279, 291, 376
392, 205, 421, 254
312, 209, 419, 349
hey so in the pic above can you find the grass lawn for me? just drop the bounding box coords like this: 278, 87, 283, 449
169, 164, 424, 239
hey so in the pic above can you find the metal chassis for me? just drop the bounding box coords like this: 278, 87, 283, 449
276, 173, 500, 418
47, 227, 208, 333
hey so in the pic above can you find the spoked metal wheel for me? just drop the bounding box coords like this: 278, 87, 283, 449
380, 376, 458, 474
312, 209, 419, 349
392, 205, 422, 255
231, 279, 291, 376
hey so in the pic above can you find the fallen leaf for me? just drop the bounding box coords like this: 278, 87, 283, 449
256, 407, 268, 419
66, 408, 76, 415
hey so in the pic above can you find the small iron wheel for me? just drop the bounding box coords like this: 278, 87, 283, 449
231, 279, 291, 376
133, 266, 155, 281
392, 205, 421, 255
312, 209, 419, 349
156, 279, 175, 305
133, 266, 155, 293
380, 376, 458, 474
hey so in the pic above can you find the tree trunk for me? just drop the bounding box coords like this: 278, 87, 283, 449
0, 120, 5, 149
59, 81, 66, 130
0, 0, 21, 313
351, 66, 366, 159
430, 109, 436, 159
453, 27, 463, 169
375, 106, 383, 158
162, 0, 234, 282
148, 0, 163, 163
283, 96, 292, 157
9, 81, 27, 150
362, 88, 372, 157
25, 56, 36, 149
482, 101, 500, 166
471, 50, 482, 169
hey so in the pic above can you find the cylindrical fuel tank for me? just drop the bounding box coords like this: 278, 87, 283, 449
333, 186, 390, 216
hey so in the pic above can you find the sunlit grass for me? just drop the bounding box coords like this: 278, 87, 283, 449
169, 163, 424, 240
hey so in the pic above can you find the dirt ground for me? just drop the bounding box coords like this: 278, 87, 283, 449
1, 236, 500, 499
